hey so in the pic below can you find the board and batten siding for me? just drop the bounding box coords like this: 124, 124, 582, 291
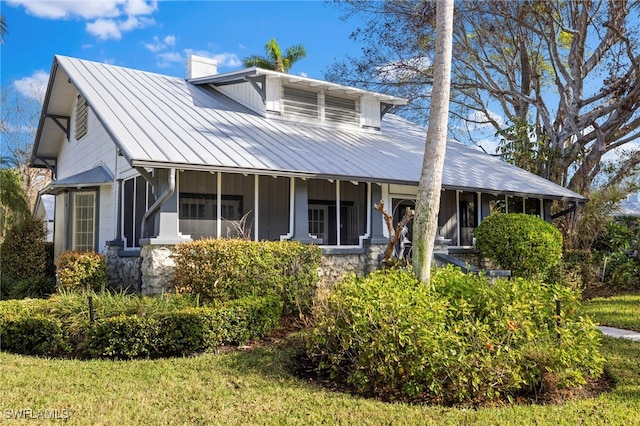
215, 81, 266, 116
360, 98, 381, 129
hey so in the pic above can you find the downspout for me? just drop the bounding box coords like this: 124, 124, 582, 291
140, 168, 176, 240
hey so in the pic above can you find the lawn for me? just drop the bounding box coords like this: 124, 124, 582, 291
582, 294, 640, 332
2, 294, 640, 425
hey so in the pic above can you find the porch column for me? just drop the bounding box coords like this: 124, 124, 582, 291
139, 168, 191, 245
369, 183, 388, 244
291, 178, 315, 243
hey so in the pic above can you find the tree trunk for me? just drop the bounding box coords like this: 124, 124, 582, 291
412, 0, 454, 282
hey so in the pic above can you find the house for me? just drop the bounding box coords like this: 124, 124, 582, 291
30, 55, 586, 293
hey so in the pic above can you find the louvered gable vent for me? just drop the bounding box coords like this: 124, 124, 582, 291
325, 95, 358, 124
283, 86, 318, 119
75, 94, 88, 140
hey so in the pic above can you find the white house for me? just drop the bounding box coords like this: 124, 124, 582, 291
30, 55, 586, 292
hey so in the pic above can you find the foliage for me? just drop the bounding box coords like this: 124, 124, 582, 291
56, 251, 108, 293
566, 184, 633, 250
1, 336, 639, 425
0, 168, 30, 238
496, 120, 558, 178
475, 213, 563, 278
0, 292, 282, 359
306, 267, 604, 404
174, 239, 321, 316
242, 38, 307, 73
0, 216, 54, 299
0, 315, 68, 356
328, 1, 640, 194
602, 251, 640, 288
552, 250, 598, 289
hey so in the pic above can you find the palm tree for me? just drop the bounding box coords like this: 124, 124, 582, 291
0, 15, 8, 44
412, 0, 455, 282
242, 38, 306, 73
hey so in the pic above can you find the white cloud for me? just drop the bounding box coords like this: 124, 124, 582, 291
376, 56, 432, 83
13, 70, 49, 102
163, 35, 176, 47
87, 19, 122, 40
7, 0, 158, 40
184, 49, 241, 68
144, 35, 176, 53
466, 110, 505, 131
7, 0, 123, 20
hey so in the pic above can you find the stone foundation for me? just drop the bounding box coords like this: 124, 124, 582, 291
105, 244, 141, 291
140, 244, 178, 295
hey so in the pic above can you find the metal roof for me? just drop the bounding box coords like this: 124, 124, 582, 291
31, 55, 586, 202
45, 164, 114, 194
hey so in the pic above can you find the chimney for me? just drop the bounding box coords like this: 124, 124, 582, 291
187, 55, 218, 80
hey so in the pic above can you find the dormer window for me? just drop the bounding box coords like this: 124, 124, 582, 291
282, 86, 359, 126
75, 94, 88, 140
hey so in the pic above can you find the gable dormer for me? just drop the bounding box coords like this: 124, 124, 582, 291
186, 55, 406, 130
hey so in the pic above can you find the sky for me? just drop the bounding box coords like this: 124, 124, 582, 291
1, 0, 363, 101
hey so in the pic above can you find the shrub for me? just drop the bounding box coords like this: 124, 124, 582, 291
86, 314, 159, 359
214, 296, 283, 345
0, 217, 53, 299
603, 251, 640, 288
56, 251, 108, 293
306, 267, 604, 404
475, 213, 563, 278
0, 292, 282, 359
174, 239, 321, 315
0, 314, 69, 356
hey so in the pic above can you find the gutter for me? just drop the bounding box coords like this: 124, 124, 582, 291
140, 168, 176, 240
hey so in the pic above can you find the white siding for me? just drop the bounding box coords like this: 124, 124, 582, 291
360, 98, 380, 128
265, 79, 282, 113
56, 105, 116, 179
55, 102, 118, 254
216, 82, 266, 115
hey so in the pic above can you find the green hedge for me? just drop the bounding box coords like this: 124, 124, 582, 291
174, 239, 322, 316
56, 251, 108, 293
0, 293, 282, 359
475, 213, 563, 278
307, 267, 604, 405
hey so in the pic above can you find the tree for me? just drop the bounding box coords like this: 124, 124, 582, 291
0, 169, 30, 240
1, 78, 50, 210
412, 0, 454, 282
242, 38, 306, 73
328, 0, 640, 195
0, 15, 7, 43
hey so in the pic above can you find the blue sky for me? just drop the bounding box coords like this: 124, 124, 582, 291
1, 0, 362, 100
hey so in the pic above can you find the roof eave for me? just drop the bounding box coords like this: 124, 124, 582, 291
29, 57, 60, 168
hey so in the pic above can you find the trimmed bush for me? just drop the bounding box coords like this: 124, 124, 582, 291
0, 315, 69, 356
0, 292, 282, 359
306, 267, 604, 404
475, 213, 563, 278
174, 239, 321, 315
56, 251, 108, 293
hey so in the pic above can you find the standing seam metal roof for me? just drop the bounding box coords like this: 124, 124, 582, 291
36, 55, 585, 202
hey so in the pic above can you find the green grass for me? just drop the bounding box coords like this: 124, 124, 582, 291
2, 336, 640, 425
1, 293, 639, 425
583, 294, 640, 332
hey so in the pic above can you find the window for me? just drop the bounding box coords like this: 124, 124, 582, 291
308, 205, 328, 241
179, 193, 243, 220
75, 95, 88, 140
123, 176, 155, 248
71, 190, 96, 251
